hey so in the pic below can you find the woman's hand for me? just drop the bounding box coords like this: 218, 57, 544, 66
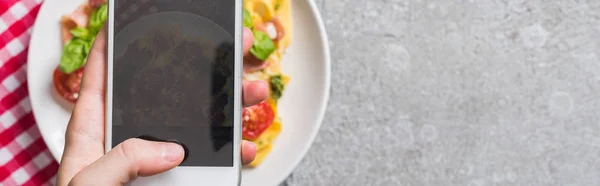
56, 26, 266, 186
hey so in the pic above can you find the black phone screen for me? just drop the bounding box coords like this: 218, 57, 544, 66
111, 0, 236, 167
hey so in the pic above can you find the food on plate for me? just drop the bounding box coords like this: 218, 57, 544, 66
53, 0, 292, 167
54, 0, 107, 102
242, 0, 291, 167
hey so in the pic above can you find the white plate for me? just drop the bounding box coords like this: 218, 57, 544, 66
26, 0, 330, 185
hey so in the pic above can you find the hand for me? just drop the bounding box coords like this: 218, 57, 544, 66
56, 26, 266, 186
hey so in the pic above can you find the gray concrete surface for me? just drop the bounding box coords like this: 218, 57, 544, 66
282, 0, 600, 185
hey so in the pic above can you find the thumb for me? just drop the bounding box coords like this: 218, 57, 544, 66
68, 138, 185, 186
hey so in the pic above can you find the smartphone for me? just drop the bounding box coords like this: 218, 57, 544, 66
105, 0, 242, 185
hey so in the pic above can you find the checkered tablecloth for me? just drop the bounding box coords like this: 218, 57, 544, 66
0, 0, 166, 185
0, 0, 59, 185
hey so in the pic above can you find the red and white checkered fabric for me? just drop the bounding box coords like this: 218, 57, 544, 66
0, 0, 59, 185
0, 0, 161, 185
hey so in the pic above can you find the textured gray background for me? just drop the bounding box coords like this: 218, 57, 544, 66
283, 0, 600, 185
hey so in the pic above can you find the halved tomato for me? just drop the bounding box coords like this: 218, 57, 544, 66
53, 67, 83, 103
242, 101, 275, 140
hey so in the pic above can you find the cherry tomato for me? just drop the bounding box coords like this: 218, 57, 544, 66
53, 67, 83, 103
242, 101, 275, 140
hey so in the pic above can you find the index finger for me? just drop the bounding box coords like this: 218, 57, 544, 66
57, 24, 107, 186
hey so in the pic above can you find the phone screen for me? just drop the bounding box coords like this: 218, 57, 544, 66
111, 0, 236, 167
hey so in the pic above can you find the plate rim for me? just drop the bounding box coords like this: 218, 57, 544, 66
26, 0, 331, 185
268, 0, 331, 184
26, 0, 62, 161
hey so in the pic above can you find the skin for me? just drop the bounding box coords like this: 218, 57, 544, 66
56, 25, 267, 186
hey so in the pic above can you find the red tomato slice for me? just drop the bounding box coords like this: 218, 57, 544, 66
242, 101, 275, 140
53, 67, 83, 103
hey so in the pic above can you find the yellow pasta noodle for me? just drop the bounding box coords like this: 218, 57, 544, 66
243, 0, 292, 167
249, 144, 272, 167
274, 0, 292, 50
252, 117, 282, 154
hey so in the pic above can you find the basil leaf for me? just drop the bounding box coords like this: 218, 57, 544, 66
269, 74, 285, 101
83, 39, 93, 55
250, 30, 275, 61
59, 38, 89, 74
59, 3, 105, 74
70, 27, 92, 40
88, 3, 107, 34
243, 9, 253, 29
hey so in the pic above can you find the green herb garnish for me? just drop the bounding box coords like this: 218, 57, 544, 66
243, 8, 253, 29
59, 3, 107, 74
275, 3, 281, 10
70, 27, 93, 40
269, 74, 285, 101
88, 3, 107, 35
274, 0, 283, 11
59, 38, 90, 73
250, 30, 276, 60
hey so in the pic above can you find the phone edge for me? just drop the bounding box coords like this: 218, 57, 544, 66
105, 0, 114, 154
234, 0, 244, 184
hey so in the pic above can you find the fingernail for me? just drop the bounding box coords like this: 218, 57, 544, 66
162, 142, 185, 162
243, 140, 257, 152
167, 139, 189, 162
137, 135, 188, 162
